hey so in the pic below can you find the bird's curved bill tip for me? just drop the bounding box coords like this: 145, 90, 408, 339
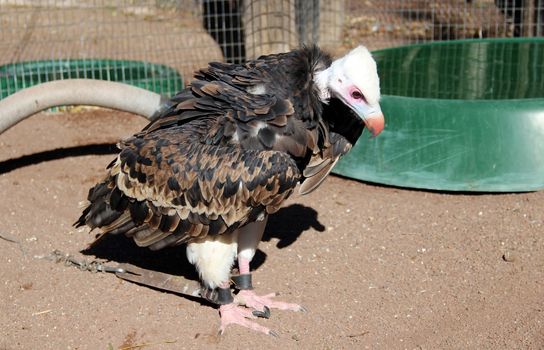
364, 113, 385, 137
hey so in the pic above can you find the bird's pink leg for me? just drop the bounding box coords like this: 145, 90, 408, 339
234, 257, 306, 313
218, 303, 276, 336
217, 281, 276, 336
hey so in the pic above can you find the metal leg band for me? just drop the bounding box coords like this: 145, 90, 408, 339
231, 273, 253, 290
202, 286, 234, 305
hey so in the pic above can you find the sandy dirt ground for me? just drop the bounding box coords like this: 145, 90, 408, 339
0, 110, 543, 350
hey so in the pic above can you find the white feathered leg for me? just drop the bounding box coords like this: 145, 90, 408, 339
186, 233, 237, 289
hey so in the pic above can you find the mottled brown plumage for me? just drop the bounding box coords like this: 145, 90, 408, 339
76, 46, 349, 248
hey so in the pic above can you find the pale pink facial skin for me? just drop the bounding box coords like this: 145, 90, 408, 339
346, 85, 384, 136
348, 86, 366, 103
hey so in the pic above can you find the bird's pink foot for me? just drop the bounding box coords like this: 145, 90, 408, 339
235, 289, 306, 313
218, 303, 277, 336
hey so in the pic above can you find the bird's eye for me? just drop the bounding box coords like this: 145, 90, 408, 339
351, 90, 364, 100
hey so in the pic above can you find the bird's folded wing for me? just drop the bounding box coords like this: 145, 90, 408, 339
98, 136, 300, 250
299, 132, 352, 195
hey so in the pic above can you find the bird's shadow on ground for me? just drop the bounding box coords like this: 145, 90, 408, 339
0, 143, 118, 174
262, 203, 325, 249
82, 203, 324, 281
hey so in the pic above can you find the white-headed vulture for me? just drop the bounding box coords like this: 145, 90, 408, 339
75, 45, 384, 336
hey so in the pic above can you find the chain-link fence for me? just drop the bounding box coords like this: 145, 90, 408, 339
345, 0, 544, 51
0, 0, 542, 99
0, 0, 222, 98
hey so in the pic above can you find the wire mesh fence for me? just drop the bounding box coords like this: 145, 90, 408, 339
0, 0, 542, 100
375, 38, 544, 100
345, 0, 544, 51
202, 0, 344, 62
0, 0, 222, 98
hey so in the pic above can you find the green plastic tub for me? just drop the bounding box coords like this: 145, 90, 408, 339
0, 59, 183, 99
334, 38, 544, 192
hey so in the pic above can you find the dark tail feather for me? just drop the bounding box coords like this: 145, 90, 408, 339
74, 205, 91, 228
73, 178, 124, 229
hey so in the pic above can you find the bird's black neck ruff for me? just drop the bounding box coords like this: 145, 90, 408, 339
322, 97, 365, 146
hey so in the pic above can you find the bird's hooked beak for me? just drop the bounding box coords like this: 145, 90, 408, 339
351, 102, 385, 137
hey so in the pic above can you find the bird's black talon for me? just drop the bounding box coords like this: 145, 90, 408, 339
252, 310, 264, 318
252, 306, 271, 319
269, 330, 279, 338
299, 305, 308, 313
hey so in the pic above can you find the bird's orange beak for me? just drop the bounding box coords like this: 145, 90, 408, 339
349, 101, 385, 137
363, 112, 385, 137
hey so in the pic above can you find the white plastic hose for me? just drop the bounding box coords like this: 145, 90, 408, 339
0, 79, 164, 134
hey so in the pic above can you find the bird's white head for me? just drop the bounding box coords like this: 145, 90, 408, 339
316, 45, 385, 136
